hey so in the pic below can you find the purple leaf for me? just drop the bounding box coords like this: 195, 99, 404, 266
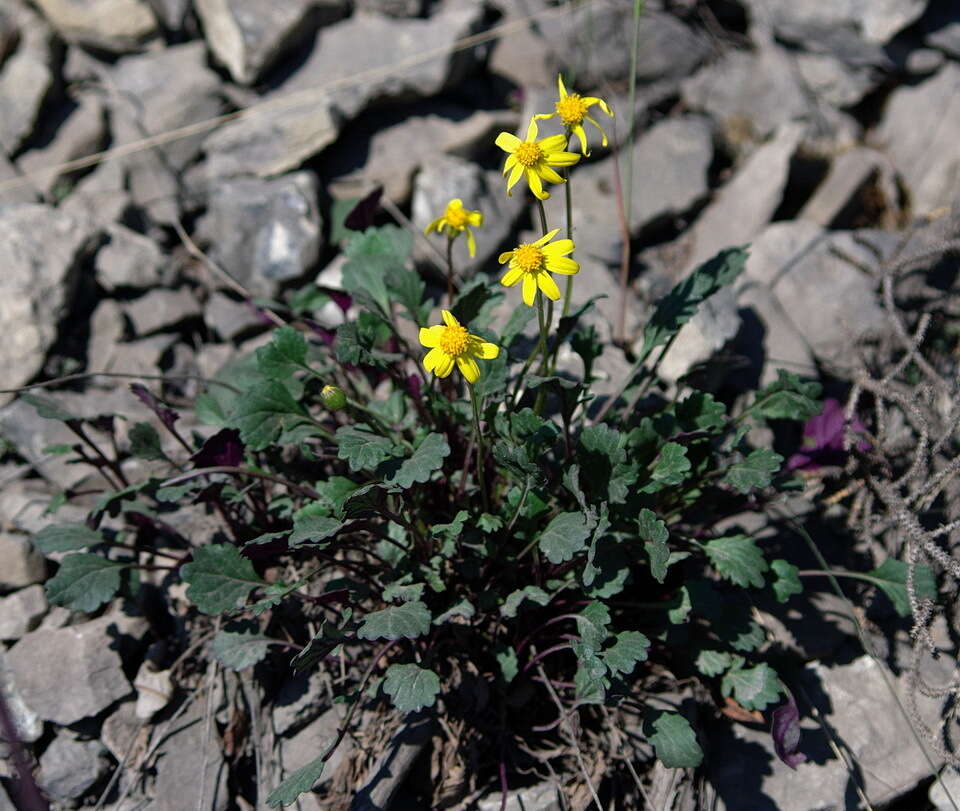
344, 186, 383, 231
406, 374, 422, 401
770, 694, 807, 769
328, 290, 353, 315
130, 384, 179, 431
191, 428, 244, 468
787, 398, 870, 471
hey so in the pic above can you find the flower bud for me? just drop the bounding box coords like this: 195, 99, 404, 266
320, 385, 347, 411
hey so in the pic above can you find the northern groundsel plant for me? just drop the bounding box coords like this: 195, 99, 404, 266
24, 72, 914, 810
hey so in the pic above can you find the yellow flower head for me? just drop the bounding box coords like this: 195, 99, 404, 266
534, 74, 614, 156
499, 228, 579, 307
494, 117, 580, 200
424, 198, 484, 258
419, 310, 499, 384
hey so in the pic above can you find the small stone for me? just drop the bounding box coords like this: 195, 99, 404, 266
59, 158, 131, 231
0, 6, 54, 155
750, 0, 928, 45
32, 0, 158, 52
906, 48, 945, 75
0, 151, 39, 208
0, 585, 47, 639
478, 781, 561, 811
5, 617, 133, 725
794, 51, 878, 107
488, 0, 553, 88
195, 0, 347, 85
133, 663, 173, 719
38, 733, 108, 800
930, 767, 960, 810
125, 288, 202, 337
278, 705, 350, 790
101, 699, 148, 764
95, 224, 165, 290
199, 171, 322, 297
0, 647, 44, 743
87, 299, 128, 373
658, 287, 741, 384
355, 0, 423, 15
204, 292, 264, 341
927, 22, 960, 59
273, 672, 326, 737
0, 8, 16, 63
0, 534, 46, 590
798, 147, 897, 228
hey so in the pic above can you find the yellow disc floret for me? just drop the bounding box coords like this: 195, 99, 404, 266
443, 202, 468, 228
556, 93, 588, 126
514, 141, 543, 167
513, 244, 545, 273
438, 324, 470, 357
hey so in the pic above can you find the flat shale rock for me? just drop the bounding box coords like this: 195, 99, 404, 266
0, 585, 47, 640
95, 223, 166, 290
0, 5, 54, 155
0, 646, 44, 743
200, 171, 322, 296
0, 534, 46, 590
38, 733, 108, 801
196, 0, 347, 85
32, 0, 158, 52
0, 204, 92, 402
875, 63, 960, 216
5, 617, 133, 725
125, 288, 202, 336
749, 0, 928, 46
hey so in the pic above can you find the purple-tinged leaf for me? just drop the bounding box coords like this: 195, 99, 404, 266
328, 290, 353, 314
191, 428, 244, 468
771, 694, 807, 769
787, 398, 870, 471
406, 374, 422, 401
344, 186, 383, 231
130, 383, 179, 431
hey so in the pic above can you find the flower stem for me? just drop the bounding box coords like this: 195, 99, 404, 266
535, 198, 548, 235
534, 292, 549, 415
470, 385, 490, 513
562, 166, 574, 318
446, 235, 455, 308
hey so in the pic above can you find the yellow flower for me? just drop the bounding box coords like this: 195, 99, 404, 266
499, 228, 579, 306
419, 310, 499, 384
424, 198, 484, 258
494, 117, 580, 200
534, 74, 614, 155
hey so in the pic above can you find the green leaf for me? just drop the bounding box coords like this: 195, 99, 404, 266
451, 278, 495, 327
668, 585, 692, 624
575, 601, 611, 653
704, 535, 768, 588
181, 544, 266, 614
770, 559, 803, 603
211, 621, 273, 670
538, 511, 596, 565
651, 442, 691, 486
383, 663, 441, 713
291, 612, 352, 675
751, 370, 821, 421
722, 662, 782, 711
383, 582, 426, 602
386, 265, 426, 321
232, 380, 307, 451
500, 305, 536, 347
695, 650, 734, 677
645, 711, 703, 768
639, 246, 748, 362
724, 449, 783, 493
492, 440, 540, 481
434, 599, 475, 625
33, 522, 105, 554
500, 586, 550, 618
637, 509, 670, 583
341, 256, 392, 316
194, 392, 230, 427
45, 553, 126, 612
579, 424, 628, 502
336, 426, 397, 472
289, 515, 343, 547
256, 326, 307, 380
868, 558, 937, 617
357, 601, 431, 641
675, 391, 727, 432
384, 432, 450, 489
602, 631, 650, 676
21, 393, 78, 422
266, 757, 325, 808
248, 580, 305, 615
340, 483, 391, 519
129, 422, 167, 461
573, 644, 608, 704
495, 644, 519, 683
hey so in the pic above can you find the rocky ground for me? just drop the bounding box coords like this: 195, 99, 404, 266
2, 0, 960, 808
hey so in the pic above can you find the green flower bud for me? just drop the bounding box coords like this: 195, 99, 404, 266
320, 385, 347, 411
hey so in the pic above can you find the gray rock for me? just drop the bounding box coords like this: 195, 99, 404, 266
930, 767, 960, 810
272, 671, 325, 737
749, 0, 928, 45
0, 6, 53, 155
355, 0, 423, 15
200, 171, 321, 297
658, 287, 741, 383
927, 23, 960, 60
0, 204, 92, 402
0, 150, 39, 209
875, 63, 960, 216
5, 617, 133, 724
709, 655, 941, 809
682, 42, 809, 140
0, 8, 16, 64
683, 122, 802, 274
148, 0, 192, 30
478, 781, 561, 811
798, 146, 898, 228
101, 700, 144, 762
0, 783, 14, 811
0, 647, 43, 743
278, 705, 350, 791
0, 585, 47, 639
204, 292, 263, 341
195, 0, 346, 85
32, 0, 158, 52
125, 288, 202, 336
735, 282, 816, 386
95, 224, 165, 290
906, 48, 945, 75
795, 52, 877, 107
59, 158, 131, 231
38, 734, 108, 800
0, 534, 46, 590
149, 697, 228, 811
17, 91, 107, 196
487, 0, 553, 88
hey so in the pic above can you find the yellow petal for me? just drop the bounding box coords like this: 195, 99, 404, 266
466, 227, 476, 258
582, 97, 614, 117
434, 353, 455, 377
423, 347, 443, 372
545, 151, 581, 167
525, 117, 538, 141
534, 228, 561, 247
572, 123, 589, 155
495, 132, 521, 152
468, 211, 483, 227
503, 153, 518, 174
475, 341, 500, 359
448, 198, 463, 209
506, 162, 524, 193
537, 271, 561, 300
533, 112, 555, 121
539, 134, 568, 154
501, 266, 523, 287
425, 216, 444, 235
441, 310, 459, 327
545, 255, 579, 275
584, 114, 608, 147
539, 164, 564, 185
557, 74, 567, 99
526, 168, 548, 200
498, 250, 514, 265
522, 274, 537, 306
542, 237, 574, 255
456, 355, 480, 384
419, 325, 445, 347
